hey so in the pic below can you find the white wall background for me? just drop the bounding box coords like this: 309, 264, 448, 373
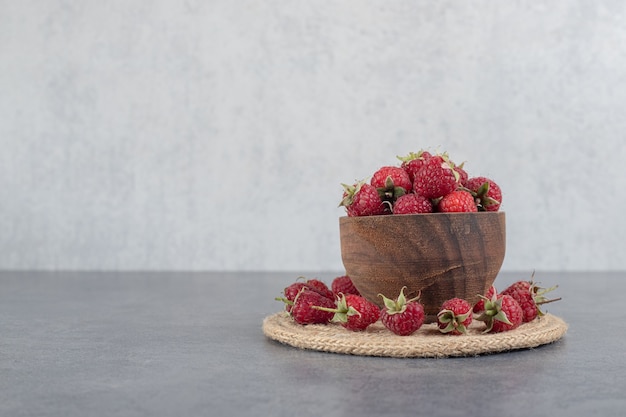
1, 1, 625, 271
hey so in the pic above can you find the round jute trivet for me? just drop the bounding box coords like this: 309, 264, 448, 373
263, 312, 568, 358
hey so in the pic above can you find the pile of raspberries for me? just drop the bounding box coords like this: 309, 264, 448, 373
340, 150, 502, 216
277, 274, 559, 336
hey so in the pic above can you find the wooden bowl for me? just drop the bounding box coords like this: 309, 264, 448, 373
339, 212, 506, 317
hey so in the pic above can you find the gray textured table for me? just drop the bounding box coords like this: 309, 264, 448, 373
0, 271, 623, 417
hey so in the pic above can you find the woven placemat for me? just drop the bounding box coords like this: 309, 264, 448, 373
263, 312, 568, 358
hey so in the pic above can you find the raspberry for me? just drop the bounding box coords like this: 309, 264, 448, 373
331, 275, 360, 297
473, 285, 497, 314
379, 287, 425, 336
340, 181, 386, 217
281, 282, 308, 313
397, 150, 433, 183
437, 190, 478, 213
465, 176, 502, 212
304, 278, 335, 300
413, 154, 460, 199
477, 293, 523, 333
280, 278, 334, 312
501, 274, 560, 322
371, 166, 413, 195
317, 294, 381, 331
502, 282, 537, 323
437, 298, 473, 335
288, 289, 336, 325
392, 193, 433, 215
455, 163, 469, 187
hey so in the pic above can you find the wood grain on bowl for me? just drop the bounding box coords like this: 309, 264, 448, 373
339, 212, 506, 316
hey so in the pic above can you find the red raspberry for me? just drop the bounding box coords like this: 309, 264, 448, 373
455, 163, 469, 187
319, 294, 380, 331
281, 282, 308, 312
413, 154, 460, 199
304, 278, 334, 300
465, 176, 502, 212
437, 298, 473, 335
331, 275, 360, 297
473, 285, 497, 314
371, 166, 412, 207
340, 181, 386, 217
379, 287, 425, 336
501, 276, 560, 322
371, 166, 413, 194
477, 294, 523, 333
280, 278, 334, 312
437, 190, 478, 213
288, 289, 336, 325
392, 193, 433, 214
398, 150, 433, 182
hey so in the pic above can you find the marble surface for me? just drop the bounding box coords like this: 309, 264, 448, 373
2, 2, 626, 271
0, 270, 624, 417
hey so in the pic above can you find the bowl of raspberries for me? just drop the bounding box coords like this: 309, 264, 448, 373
339, 150, 505, 318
